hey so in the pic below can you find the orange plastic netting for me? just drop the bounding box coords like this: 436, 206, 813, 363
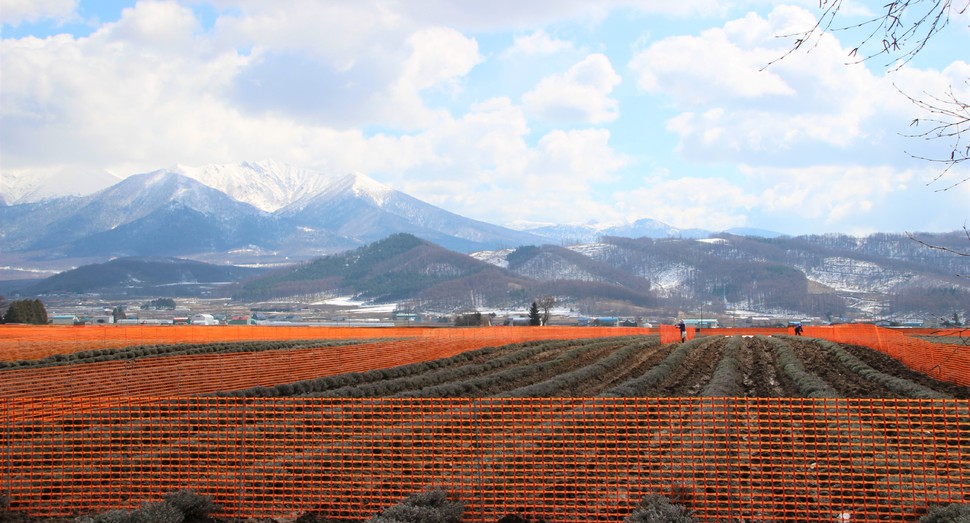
2, 397, 967, 522
1, 324, 968, 522
798, 324, 970, 387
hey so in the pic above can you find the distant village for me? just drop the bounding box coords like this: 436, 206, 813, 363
42, 294, 938, 330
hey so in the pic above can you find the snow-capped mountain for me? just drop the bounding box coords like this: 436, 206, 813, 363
174, 160, 339, 212
512, 218, 720, 243
278, 172, 544, 252
604, 218, 710, 239
0, 170, 284, 257
0, 169, 121, 205
0, 165, 544, 268
8, 159, 961, 323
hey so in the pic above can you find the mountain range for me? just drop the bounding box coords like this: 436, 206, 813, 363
3, 161, 968, 321
0, 161, 772, 278
218, 230, 970, 320
8, 231, 966, 323
0, 162, 548, 275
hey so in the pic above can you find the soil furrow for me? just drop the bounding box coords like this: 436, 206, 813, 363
651, 338, 724, 396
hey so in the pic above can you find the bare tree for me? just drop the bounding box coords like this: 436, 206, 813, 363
537, 295, 557, 326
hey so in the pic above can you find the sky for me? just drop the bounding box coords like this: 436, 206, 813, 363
1, 0, 968, 236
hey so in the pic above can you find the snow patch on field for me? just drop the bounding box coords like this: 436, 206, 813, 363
345, 303, 398, 314
312, 295, 398, 314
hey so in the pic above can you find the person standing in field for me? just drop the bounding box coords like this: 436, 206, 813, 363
794, 323, 803, 336
678, 320, 687, 342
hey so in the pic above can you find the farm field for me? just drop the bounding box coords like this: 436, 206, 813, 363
218, 334, 970, 399
1, 325, 968, 522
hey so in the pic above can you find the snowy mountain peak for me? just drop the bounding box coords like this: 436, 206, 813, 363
346, 172, 393, 206
0, 168, 121, 205
174, 160, 339, 212
99, 170, 243, 216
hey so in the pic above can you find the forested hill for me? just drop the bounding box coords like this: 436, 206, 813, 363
12, 231, 969, 320
551, 232, 969, 319
232, 233, 534, 306
16, 257, 267, 297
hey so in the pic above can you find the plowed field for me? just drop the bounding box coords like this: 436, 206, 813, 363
3, 330, 968, 523
221, 335, 970, 399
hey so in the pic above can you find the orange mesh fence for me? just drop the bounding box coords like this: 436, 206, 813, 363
0, 325, 420, 361
0, 327, 655, 400
0, 325, 653, 361
897, 328, 968, 337
0, 326, 652, 424
658, 324, 695, 343
0, 338, 485, 399
705, 328, 788, 337
804, 324, 970, 387
2, 397, 967, 522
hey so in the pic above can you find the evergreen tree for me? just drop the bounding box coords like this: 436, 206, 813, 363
1, 299, 47, 324
32, 299, 48, 324
528, 301, 542, 326
2, 301, 23, 323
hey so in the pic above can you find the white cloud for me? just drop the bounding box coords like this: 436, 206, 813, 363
365, 99, 630, 224
2, 0, 964, 235
737, 163, 970, 235
210, 2, 482, 130
613, 174, 758, 230
399, 26, 482, 92
0, 1, 484, 174
0, 0, 76, 27
533, 128, 628, 181
609, 163, 950, 233
210, 1, 408, 62
0, 2, 247, 173
108, 1, 203, 54
389, 0, 724, 31
626, 5, 953, 170
523, 53, 621, 124
750, 165, 905, 222
629, 11, 798, 103
504, 29, 574, 56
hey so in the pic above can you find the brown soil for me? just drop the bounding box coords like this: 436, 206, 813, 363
473, 341, 622, 396
651, 338, 725, 396
565, 340, 673, 396
784, 337, 901, 397
587, 335, 968, 399
738, 336, 787, 397
841, 343, 970, 398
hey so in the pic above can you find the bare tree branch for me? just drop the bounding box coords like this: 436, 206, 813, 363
772, 0, 970, 190
899, 81, 970, 188
906, 226, 970, 278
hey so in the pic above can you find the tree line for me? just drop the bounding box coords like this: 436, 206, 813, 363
0, 297, 48, 324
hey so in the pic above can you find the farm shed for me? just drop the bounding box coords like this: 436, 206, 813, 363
190, 313, 219, 325
49, 314, 78, 325
684, 318, 719, 329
